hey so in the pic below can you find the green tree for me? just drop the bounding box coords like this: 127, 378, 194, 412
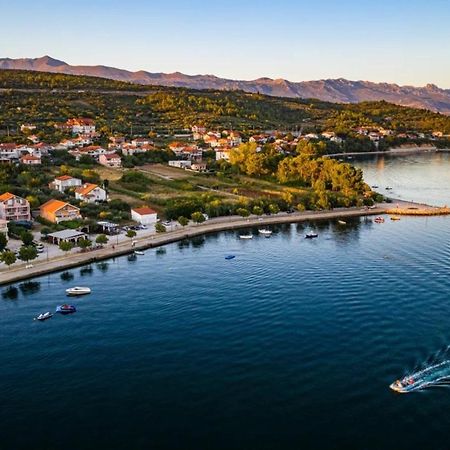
236, 207, 250, 217
95, 234, 109, 245
191, 211, 205, 224
252, 206, 263, 216
1, 250, 16, 269
18, 245, 38, 264
178, 216, 189, 227
268, 204, 280, 214
59, 241, 73, 255
155, 223, 166, 233
0, 232, 7, 252
78, 238, 92, 250
21, 231, 34, 246
126, 229, 137, 239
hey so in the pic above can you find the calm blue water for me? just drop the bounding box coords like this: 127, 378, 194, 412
353, 151, 450, 206
1, 216, 450, 449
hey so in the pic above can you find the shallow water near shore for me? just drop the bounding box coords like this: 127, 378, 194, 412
1, 215, 450, 450
352, 151, 450, 206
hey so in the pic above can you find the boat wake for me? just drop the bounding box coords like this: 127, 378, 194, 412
391, 347, 450, 393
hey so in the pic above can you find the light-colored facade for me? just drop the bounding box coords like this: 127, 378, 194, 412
75, 183, 107, 203
168, 160, 192, 169
99, 153, 122, 168
0, 193, 31, 222
50, 175, 83, 193
40, 199, 81, 224
131, 207, 158, 227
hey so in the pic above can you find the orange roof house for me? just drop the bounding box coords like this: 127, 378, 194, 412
40, 199, 81, 224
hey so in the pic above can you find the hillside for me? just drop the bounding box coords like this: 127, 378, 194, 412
2, 56, 450, 114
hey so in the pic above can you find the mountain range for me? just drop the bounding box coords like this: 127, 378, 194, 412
2, 56, 450, 114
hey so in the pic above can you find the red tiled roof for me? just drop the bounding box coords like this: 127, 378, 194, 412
132, 207, 156, 216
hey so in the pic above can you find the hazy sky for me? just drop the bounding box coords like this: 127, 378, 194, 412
2, 0, 450, 87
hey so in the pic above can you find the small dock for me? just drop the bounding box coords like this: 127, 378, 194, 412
385, 199, 450, 216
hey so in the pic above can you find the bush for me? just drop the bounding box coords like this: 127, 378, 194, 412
155, 223, 166, 233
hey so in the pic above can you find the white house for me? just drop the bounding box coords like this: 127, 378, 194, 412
75, 183, 107, 203
67, 118, 96, 135
215, 148, 231, 161
99, 153, 122, 168
50, 175, 83, 193
20, 154, 41, 165
131, 207, 158, 228
168, 160, 192, 169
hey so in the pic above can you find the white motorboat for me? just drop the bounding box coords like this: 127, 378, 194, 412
239, 234, 253, 239
66, 286, 91, 296
258, 229, 272, 236
134, 251, 145, 255
338, 220, 347, 225
34, 312, 53, 321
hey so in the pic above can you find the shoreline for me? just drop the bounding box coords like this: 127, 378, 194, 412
2, 200, 447, 287
324, 145, 441, 159
0, 206, 388, 287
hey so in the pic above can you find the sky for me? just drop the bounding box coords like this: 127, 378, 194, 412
1, 0, 450, 87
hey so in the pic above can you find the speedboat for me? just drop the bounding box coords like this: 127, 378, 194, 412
337, 220, 347, 225
56, 304, 77, 314
374, 217, 385, 223
34, 312, 53, 321
134, 250, 145, 255
258, 229, 272, 236
305, 233, 318, 239
390, 377, 417, 393
225, 255, 236, 260
66, 286, 91, 296
239, 234, 253, 239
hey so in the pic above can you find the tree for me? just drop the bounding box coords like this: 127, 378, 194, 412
268, 204, 280, 215
78, 238, 92, 251
95, 234, 109, 245
18, 245, 38, 264
191, 211, 205, 224
0, 232, 7, 252
155, 223, 166, 233
126, 229, 137, 239
252, 206, 263, 216
59, 241, 73, 255
236, 207, 250, 217
1, 250, 16, 269
178, 216, 189, 227
21, 231, 34, 246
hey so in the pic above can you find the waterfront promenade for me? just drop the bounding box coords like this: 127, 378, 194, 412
0, 205, 387, 286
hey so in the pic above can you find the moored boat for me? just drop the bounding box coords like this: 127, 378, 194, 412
305, 232, 318, 239
239, 234, 253, 239
258, 229, 272, 236
56, 304, 77, 314
134, 250, 145, 255
338, 220, 347, 225
34, 312, 53, 321
390, 216, 401, 221
374, 217, 385, 223
66, 286, 91, 296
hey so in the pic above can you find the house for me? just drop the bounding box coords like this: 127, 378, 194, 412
122, 144, 155, 156
99, 153, 122, 168
0, 143, 20, 160
66, 118, 96, 135
192, 125, 206, 140
20, 154, 41, 165
0, 193, 31, 222
40, 199, 81, 224
27, 134, 40, 144
50, 175, 82, 193
47, 229, 87, 245
131, 137, 153, 147
215, 148, 232, 161
168, 160, 192, 169
131, 206, 158, 228
20, 123, 37, 132
191, 162, 207, 172
75, 183, 107, 203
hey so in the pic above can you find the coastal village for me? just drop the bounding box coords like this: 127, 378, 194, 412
0, 113, 448, 272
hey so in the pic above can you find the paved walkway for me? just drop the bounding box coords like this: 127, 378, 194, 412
0, 206, 387, 286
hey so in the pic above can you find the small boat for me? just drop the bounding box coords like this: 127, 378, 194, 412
34, 312, 53, 321
258, 229, 272, 236
374, 217, 385, 223
305, 233, 318, 239
337, 220, 347, 225
225, 255, 236, 260
134, 250, 145, 255
56, 304, 77, 314
371, 185, 379, 189
390, 377, 417, 394
385, 186, 393, 190
66, 286, 91, 296
239, 234, 253, 239
390, 216, 401, 221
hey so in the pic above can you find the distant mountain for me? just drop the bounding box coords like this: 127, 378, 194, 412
2, 56, 450, 113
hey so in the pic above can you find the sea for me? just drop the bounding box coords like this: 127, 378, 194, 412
0, 152, 449, 449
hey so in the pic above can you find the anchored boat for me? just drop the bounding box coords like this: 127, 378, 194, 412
134, 250, 145, 255
305, 232, 318, 239
56, 304, 77, 314
239, 234, 253, 239
34, 312, 53, 321
66, 286, 91, 296
258, 229, 272, 236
